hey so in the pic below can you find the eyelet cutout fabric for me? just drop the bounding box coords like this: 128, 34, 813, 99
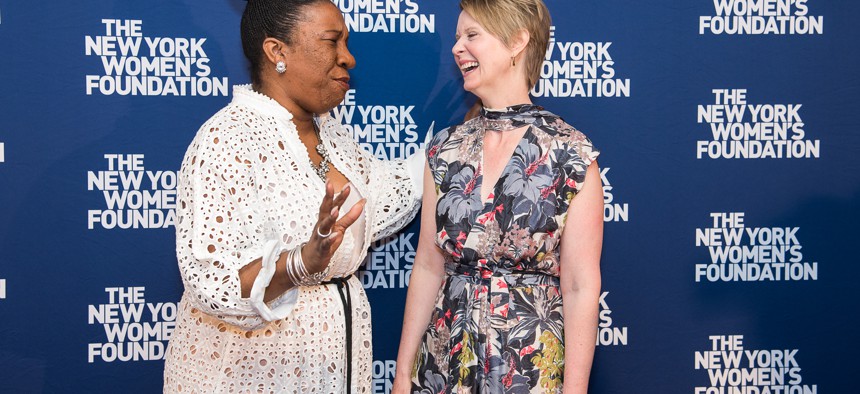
163, 85, 421, 393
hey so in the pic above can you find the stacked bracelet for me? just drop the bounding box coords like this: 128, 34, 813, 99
285, 242, 330, 286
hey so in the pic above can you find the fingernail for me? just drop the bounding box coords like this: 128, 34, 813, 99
342, 184, 350, 193
331, 207, 338, 216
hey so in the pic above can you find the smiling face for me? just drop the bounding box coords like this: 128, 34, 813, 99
278, 2, 355, 116
452, 10, 529, 106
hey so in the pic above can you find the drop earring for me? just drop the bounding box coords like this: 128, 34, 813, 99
511, 55, 516, 67
276, 61, 286, 74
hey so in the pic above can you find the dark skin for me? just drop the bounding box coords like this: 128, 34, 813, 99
238, 2, 363, 302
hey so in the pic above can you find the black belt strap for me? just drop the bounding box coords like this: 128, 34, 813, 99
322, 275, 353, 393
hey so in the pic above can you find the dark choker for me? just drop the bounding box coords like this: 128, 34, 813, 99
479, 104, 542, 132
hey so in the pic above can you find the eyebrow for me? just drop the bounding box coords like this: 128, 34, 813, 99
321, 29, 348, 43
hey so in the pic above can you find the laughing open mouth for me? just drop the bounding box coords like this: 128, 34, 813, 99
460, 61, 479, 73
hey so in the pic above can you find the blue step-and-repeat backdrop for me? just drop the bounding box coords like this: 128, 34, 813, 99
2, 1, 859, 392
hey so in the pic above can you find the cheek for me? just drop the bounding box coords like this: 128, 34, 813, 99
303, 50, 327, 74
463, 42, 478, 58
468, 43, 493, 70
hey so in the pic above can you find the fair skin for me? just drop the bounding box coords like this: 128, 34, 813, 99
393, 10, 603, 394
237, 2, 365, 302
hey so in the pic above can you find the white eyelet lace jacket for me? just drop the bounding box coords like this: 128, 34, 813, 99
163, 85, 422, 393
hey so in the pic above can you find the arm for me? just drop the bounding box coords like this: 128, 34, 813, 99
238, 181, 365, 301
392, 163, 447, 393
176, 133, 282, 330
178, 122, 362, 330
367, 152, 423, 241
559, 161, 603, 394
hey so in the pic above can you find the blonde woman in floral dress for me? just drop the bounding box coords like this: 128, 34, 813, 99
393, 0, 604, 393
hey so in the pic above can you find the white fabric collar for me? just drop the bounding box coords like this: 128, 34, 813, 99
231, 84, 334, 125
231, 84, 294, 123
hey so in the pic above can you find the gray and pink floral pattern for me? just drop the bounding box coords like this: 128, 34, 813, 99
411, 105, 599, 393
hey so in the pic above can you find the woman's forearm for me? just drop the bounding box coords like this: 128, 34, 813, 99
562, 285, 601, 393
394, 255, 446, 379
394, 162, 446, 384
239, 252, 294, 302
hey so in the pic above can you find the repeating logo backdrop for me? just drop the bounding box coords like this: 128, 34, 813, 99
1, 1, 858, 393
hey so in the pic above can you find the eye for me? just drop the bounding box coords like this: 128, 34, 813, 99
467, 32, 478, 40
321, 32, 341, 45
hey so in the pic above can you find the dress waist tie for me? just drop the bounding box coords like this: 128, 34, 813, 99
446, 264, 559, 329
322, 275, 353, 393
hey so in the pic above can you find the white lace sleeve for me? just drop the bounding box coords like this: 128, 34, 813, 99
366, 149, 423, 241
317, 114, 421, 241
176, 112, 297, 330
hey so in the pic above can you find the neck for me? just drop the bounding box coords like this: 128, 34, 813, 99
476, 89, 532, 110
255, 82, 315, 136
473, 68, 532, 109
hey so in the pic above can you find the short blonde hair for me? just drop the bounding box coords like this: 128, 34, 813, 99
460, 0, 551, 89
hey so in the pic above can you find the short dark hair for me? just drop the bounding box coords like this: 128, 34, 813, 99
240, 0, 330, 86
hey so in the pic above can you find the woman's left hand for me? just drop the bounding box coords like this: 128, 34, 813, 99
301, 181, 366, 274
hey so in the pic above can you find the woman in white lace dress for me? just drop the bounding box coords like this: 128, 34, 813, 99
162, 1, 422, 392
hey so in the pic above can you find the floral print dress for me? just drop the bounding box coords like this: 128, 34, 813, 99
411, 105, 599, 393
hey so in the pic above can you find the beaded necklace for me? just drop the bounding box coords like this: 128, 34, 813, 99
309, 120, 331, 181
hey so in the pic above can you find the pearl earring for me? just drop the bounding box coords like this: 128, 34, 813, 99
276, 61, 286, 74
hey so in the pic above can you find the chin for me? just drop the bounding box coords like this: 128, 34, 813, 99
320, 95, 346, 113
462, 81, 479, 94
464, 85, 488, 102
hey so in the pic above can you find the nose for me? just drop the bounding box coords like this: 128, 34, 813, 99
451, 36, 465, 58
339, 44, 356, 70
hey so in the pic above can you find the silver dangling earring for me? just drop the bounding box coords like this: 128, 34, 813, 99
275, 61, 286, 74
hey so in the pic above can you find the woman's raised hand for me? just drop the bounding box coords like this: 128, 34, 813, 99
302, 181, 366, 274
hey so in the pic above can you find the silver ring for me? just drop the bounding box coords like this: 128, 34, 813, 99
316, 225, 332, 238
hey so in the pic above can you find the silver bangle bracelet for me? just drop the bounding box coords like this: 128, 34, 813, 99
284, 246, 302, 286
286, 242, 330, 287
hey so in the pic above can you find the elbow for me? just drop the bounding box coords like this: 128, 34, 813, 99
180, 265, 259, 325
186, 282, 243, 315
412, 249, 446, 281
186, 289, 271, 331
560, 271, 602, 300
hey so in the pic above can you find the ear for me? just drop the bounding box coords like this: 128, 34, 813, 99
509, 28, 530, 59
262, 37, 286, 65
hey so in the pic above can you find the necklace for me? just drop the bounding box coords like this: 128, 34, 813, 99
309, 120, 331, 181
